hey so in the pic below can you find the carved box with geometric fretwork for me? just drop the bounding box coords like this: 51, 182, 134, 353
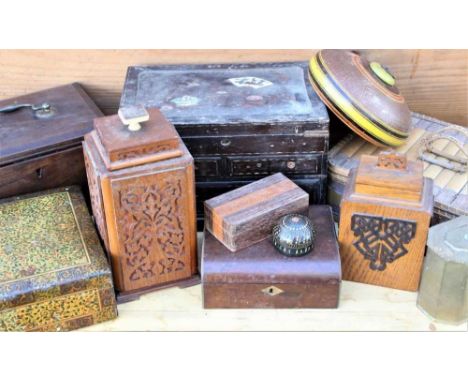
83, 107, 198, 302
338, 152, 433, 291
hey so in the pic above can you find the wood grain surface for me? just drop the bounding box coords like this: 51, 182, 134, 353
0, 50, 466, 126
204, 173, 309, 251
339, 168, 433, 291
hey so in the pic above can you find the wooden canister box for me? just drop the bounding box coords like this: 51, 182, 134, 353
83, 106, 198, 302
339, 152, 433, 291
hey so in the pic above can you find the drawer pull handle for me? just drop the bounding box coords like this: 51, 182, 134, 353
287, 161, 296, 169
220, 139, 231, 147
36, 168, 44, 179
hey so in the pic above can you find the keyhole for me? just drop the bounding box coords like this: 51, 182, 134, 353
268, 287, 274, 294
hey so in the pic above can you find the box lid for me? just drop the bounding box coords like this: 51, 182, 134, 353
0, 83, 102, 166
202, 206, 341, 284
92, 107, 183, 170
427, 216, 468, 264
0, 187, 114, 310
309, 49, 411, 147
354, 152, 424, 201
120, 62, 329, 130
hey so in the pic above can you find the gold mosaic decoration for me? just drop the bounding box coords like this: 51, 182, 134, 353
0, 192, 90, 283
0, 188, 118, 331
0, 287, 117, 331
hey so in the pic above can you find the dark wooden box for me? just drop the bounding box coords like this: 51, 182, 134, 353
120, 61, 329, 164
0, 83, 103, 199
202, 206, 341, 309
121, 62, 329, 218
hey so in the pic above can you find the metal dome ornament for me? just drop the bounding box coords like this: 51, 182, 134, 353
272, 214, 316, 257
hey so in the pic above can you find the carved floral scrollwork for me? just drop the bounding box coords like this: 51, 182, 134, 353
116, 144, 174, 160
117, 177, 187, 284
84, 154, 108, 248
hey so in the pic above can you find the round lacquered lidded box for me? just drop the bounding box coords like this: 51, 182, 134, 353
309, 49, 412, 147
272, 214, 316, 257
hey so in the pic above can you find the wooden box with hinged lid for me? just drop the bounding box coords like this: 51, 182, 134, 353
338, 152, 433, 291
202, 206, 341, 309
83, 106, 198, 302
0, 83, 103, 199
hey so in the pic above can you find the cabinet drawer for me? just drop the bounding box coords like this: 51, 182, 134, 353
194, 157, 220, 177
183, 134, 327, 156
227, 154, 322, 176
0, 145, 87, 199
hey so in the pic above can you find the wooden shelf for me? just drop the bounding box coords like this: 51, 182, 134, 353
81, 280, 467, 332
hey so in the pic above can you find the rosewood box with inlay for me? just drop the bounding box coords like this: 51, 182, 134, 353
83, 107, 198, 302
204, 173, 309, 252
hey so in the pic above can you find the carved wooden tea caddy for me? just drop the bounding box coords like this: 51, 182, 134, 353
83, 106, 198, 303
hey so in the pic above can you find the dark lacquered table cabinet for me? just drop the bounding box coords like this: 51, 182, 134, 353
0, 83, 103, 199
120, 62, 330, 226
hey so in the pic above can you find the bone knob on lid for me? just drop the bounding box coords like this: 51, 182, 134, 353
118, 105, 150, 131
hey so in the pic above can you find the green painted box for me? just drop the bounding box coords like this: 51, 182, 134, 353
0, 187, 117, 331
